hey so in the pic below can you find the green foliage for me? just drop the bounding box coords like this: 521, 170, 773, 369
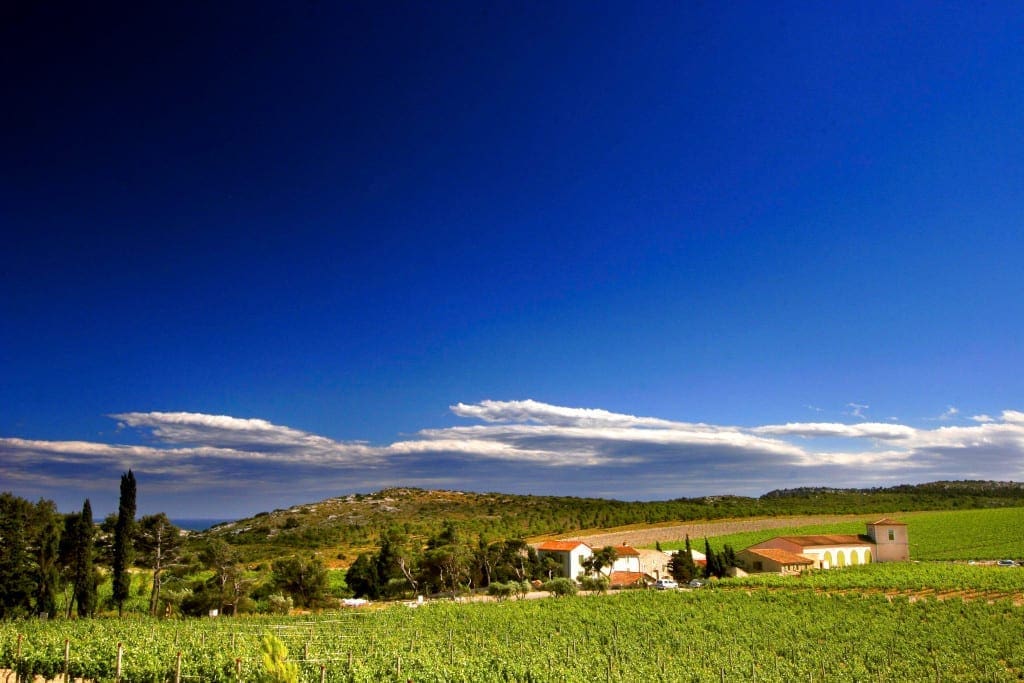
578, 575, 609, 593
0, 493, 36, 618
111, 469, 136, 615
344, 553, 379, 599
580, 545, 618, 578
487, 581, 514, 600
73, 499, 97, 618
257, 633, 298, 683
192, 482, 1024, 564
543, 577, 577, 596
271, 555, 330, 608
4, 579, 1023, 681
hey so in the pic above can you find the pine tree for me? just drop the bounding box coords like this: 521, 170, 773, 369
0, 493, 35, 618
74, 499, 97, 617
112, 470, 137, 616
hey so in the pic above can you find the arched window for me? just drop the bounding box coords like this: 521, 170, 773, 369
836, 550, 846, 567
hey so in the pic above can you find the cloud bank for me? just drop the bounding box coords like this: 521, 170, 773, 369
3, 401, 1023, 516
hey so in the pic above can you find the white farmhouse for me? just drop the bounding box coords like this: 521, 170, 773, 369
535, 540, 592, 580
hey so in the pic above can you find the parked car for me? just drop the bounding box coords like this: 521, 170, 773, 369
688, 579, 705, 589
997, 559, 1016, 567
653, 578, 678, 590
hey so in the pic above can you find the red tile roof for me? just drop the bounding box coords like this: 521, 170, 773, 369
608, 571, 650, 587
536, 540, 590, 552
613, 545, 640, 556
771, 534, 873, 548
743, 548, 813, 565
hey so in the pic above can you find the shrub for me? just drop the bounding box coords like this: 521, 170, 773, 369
487, 582, 513, 600
578, 576, 609, 593
542, 578, 577, 597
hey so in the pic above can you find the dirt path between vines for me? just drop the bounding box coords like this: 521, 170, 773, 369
554, 512, 894, 547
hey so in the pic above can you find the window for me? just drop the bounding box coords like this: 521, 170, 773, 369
887, 529, 895, 541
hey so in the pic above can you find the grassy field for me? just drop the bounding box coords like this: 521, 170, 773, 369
659, 507, 1024, 560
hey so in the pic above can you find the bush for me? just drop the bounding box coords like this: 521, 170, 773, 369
578, 575, 609, 593
267, 594, 293, 615
487, 582, 513, 600
542, 578, 577, 597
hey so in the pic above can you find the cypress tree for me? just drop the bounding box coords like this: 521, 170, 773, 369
74, 499, 96, 617
112, 470, 137, 616
33, 500, 62, 618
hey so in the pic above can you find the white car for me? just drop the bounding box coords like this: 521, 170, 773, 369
653, 578, 678, 590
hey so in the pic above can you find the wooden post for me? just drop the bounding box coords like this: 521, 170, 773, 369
235, 657, 242, 681
63, 638, 70, 683
320, 664, 326, 683
304, 641, 310, 660
116, 642, 123, 682
175, 651, 182, 683
16, 633, 23, 660
396, 656, 401, 677
348, 651, 353, 668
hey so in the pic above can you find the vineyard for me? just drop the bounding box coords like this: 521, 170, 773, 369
3, 570, 1023, 682
658, 507, 1024, 561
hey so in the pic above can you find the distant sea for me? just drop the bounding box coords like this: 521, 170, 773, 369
173, 518, 233, 531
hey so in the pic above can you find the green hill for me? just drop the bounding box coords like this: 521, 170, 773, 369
193, 480, 1024, 563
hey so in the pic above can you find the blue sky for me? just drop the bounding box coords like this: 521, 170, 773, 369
3, 2, 1023, 518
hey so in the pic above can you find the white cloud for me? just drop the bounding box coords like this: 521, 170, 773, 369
3, 399, 1024, 515
845, 403, 869, 418
752, 422, 916, 440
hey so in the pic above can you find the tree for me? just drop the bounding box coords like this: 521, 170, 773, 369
32, 499, 62, 618
257, 634, 298, 683
73, 500, 97, 617
375, 526, 420, 596
703, 537, 726, 579
136, 513, 183, 616
721, 544, 737, 574
111, 470, 136, 616
0, 493, 35, 618
420, 522, 471, 597
199, 539, 245, 615
271, 556, 330, 608
581, 546, 618, 579
669, 535, 697, 583
345, 553, 380, 599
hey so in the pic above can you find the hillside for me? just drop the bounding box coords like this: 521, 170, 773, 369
194, 480, 1024, 563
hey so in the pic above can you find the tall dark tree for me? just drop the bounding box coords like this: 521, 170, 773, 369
59, 511, 81, 617
136, 513, 183, 616
703, 537, 723, 580
32, 499, 62, 618
345, 553, 380, 599
73, 500, 97, 617
669, 535, 697, 583
111, 470, 137, 616
0, 493, 35, 618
